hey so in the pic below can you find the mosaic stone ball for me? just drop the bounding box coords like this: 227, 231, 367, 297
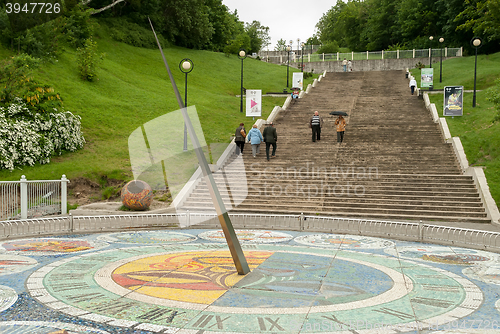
121, 180, 153, 211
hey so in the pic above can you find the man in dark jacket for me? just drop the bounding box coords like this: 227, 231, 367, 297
309, 111, 324, 142
262, 122, 277, 161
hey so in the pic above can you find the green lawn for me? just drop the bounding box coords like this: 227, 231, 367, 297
417, 53, 500, 207
411, 52, 500, 91
0, 26, 317, 184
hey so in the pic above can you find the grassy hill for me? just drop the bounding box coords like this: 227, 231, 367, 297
410, 53, 500, 207
0, 23, 313, 185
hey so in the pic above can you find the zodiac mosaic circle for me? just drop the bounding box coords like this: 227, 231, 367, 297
27, 240, 482, 333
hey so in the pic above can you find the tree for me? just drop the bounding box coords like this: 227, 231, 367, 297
274, 38, 287, 51
395, 0, 439, 47
205, 0, 238, 51
245, 20, 270, 54
456, 0, 500, 52
223, 32, 250, 56
334, 0, 368, 51
316, 2, 347, 44
363, 0, 398, 50
161, 0, 214, 49
81, 0, 127, 15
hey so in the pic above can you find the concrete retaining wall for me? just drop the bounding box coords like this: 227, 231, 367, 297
304, 57, 451, 73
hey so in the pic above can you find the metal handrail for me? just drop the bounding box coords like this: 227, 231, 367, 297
1, 212, 499, 254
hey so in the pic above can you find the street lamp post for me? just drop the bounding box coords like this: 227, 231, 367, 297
301, 42, 305, 72
439, 37, 444, 83
238, 49, 247, 113
429, 36, 433, 68
286, 45, 291, 87
471, 37, 483, 108
179, 58, 193, 152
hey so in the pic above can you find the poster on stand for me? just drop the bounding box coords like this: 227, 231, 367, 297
444, 86, 464, 116
246, 89, 262, 117
292, 72, 304, 90
421, 68, 434, 88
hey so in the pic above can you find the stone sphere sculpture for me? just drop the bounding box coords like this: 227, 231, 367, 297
121, 180, 153, 211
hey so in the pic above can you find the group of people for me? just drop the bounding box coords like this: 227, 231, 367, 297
234, 111, 345, 162
235, 122, 277, 161
342, 58, 353, 72
309, 111, 346, 144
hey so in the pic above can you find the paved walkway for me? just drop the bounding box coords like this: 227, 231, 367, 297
1, 228, 500, 333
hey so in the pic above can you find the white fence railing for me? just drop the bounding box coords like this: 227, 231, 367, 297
262, 48, 463, 64
1, 212, 499, 254
0, 175, 69, 220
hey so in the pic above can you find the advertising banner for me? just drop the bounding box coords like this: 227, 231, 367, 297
292, 72, 304, 90
246, 89, 262, 117
421, 68, 434, 88
444, 86, 464, 116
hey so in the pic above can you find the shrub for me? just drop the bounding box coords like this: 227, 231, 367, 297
317, 41, 340, 54
76, 37, 105, 81
487, 78, 500, 122
0, 98, 85, 170
415, 61, 426, 69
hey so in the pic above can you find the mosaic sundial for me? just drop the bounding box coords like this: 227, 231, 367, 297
23, 232, 484, 333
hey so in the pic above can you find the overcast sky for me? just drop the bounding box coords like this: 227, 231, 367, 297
222, 0, 335, 51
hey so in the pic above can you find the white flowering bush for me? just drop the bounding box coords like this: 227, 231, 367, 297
0, 98, 85, 170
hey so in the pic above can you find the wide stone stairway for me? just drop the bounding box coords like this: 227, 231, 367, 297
180, 70, 489, 223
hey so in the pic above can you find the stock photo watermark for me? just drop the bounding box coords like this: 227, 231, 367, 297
249, 162, 379, 199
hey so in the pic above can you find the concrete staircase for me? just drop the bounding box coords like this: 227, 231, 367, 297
179, 71, 489, 223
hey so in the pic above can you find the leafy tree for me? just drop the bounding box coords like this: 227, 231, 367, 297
395, 0, 439, 47
316, 0, 368, 51
435, 0, 468, 47
274, 38, 287, 51
306, 36, 321, 46
316, 2, 347, 45
245, 20, 270, 54
205, 0, 240, 51
317, 41, 340, 54
456, 0, 500, 53
363, 0, 398, 50
334, 0, 368, 51
81, 0, 127, 15
223, 32, 250, 56
161, 0, 214, 49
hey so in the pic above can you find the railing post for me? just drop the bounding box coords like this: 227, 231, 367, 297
381, 50, 384, 60
300, 212, 304, 230
20, 175, 27, 219
366, 51, 369, 60
337, 52, 339, 61
397, 49, 400, 59
351, 51, 354, 60
445, 47, 448, 57
70, 213, 74, 232
61, 174, 68, 215
419, 220, 424, 241
413, 49, 415, 58
322, 53, 325, 61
